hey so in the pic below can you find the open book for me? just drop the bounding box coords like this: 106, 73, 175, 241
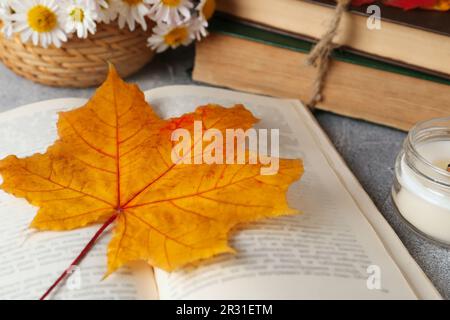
0, 86, 441, 300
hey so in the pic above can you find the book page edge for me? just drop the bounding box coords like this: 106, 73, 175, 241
289, 100, 442, 300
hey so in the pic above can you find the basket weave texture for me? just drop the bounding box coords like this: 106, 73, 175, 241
0, 22, 155, 88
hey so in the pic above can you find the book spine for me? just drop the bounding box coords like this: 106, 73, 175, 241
209, 16, 450, 85
193, 33, 450, 131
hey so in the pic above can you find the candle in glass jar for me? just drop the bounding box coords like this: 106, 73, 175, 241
392, 119, 450, 246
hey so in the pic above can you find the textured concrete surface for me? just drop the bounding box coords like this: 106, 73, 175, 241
0, 46, 448, 299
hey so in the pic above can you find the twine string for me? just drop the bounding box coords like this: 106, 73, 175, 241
305, 0, 352, 109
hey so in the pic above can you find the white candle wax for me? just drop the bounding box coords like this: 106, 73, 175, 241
393, 141, 450, 245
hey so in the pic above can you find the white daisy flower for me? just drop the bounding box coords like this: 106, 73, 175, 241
188, 0, 215, 41
147, 21, 193, 53
189, 16, 207, 41
94, 0, 108, 9
147, 0, 193, 25
0, 0, 14, 38
94, 0, 118, 24
11, 0, 68, 48
114, 0, 151, 31
65, 0, 97, 38
0, 0, 11, 10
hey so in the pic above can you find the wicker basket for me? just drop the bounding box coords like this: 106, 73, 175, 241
0, 22, 155, 88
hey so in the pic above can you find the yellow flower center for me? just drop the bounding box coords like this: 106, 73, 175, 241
123, 0, 143, 6
27, 5, 57, 33
161, 0, 181, 7
70, 8, 85, 22
202, 0, 216, 20
164, 27, 188, 46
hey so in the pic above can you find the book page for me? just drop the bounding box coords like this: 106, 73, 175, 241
0, 99, 158, 300
143, 86, 439, 300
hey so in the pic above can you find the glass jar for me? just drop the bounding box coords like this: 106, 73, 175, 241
392, 117, 450, 246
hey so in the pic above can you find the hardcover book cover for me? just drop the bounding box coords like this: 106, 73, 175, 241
307, 0, 450, 36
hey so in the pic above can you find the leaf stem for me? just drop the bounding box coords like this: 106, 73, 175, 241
40, 214, 118, 300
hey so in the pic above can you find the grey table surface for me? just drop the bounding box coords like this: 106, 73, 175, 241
0, 47, 448, 299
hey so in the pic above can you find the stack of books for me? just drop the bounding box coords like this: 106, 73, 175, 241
193, 0, 450, 130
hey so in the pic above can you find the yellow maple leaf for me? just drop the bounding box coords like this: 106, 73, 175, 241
0, 66, 303, 279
